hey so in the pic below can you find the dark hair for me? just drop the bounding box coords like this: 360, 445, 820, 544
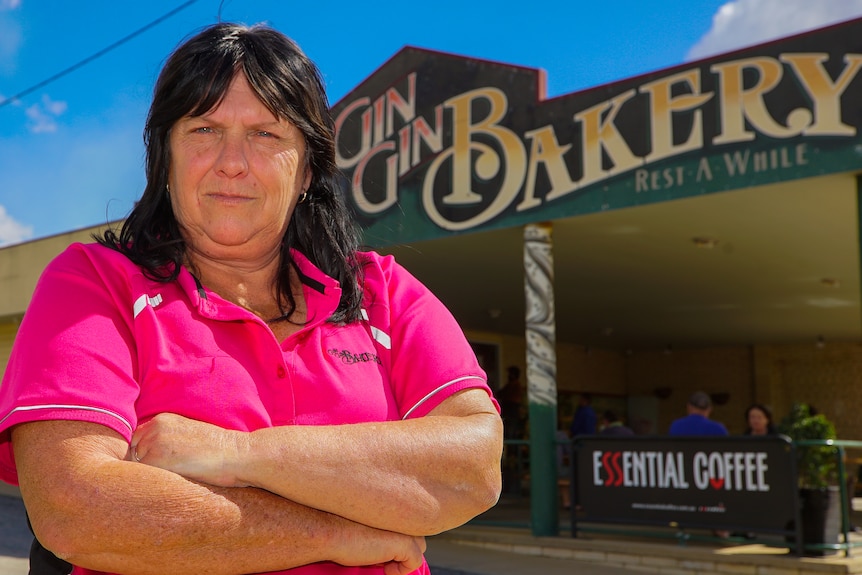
687, 391, 712, 410
744, 403, 776, 435
602, 410, 619, 424
97, 22, 363, 324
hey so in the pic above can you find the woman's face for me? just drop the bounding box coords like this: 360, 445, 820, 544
168, 73, 311, 264
747, 407, 770, 435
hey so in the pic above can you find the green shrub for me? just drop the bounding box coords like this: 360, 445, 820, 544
777, 403, 838, 489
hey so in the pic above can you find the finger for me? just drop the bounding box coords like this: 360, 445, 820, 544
130, 442, 145, 463
130, 417, 153, 444
383, 544, 424, 575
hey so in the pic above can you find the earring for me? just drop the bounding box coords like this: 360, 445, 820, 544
298, 191, 308, 204
166, 184, 171, 197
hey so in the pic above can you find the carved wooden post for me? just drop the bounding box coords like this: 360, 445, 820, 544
524, 222, 558, 536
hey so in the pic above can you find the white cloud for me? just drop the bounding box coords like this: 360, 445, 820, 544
43, 95, 67, 116
25, 94, 67, 133
0, 204, 33, 247
0, 0, 21, 11
687, 0, 862, 60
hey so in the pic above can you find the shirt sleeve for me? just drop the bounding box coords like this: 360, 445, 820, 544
360, 251, 499, 420
0, 244, 141, 485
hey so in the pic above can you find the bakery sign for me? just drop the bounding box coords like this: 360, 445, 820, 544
332, 17, 862, 247
573, 436, 798, 532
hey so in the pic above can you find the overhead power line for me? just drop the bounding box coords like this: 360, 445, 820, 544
0, 0, 201, 109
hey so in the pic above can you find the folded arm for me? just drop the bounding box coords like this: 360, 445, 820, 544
13, 420, 425, 575
133, 388, 504, 536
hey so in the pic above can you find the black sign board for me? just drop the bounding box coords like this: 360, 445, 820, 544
574, 436, 798, 533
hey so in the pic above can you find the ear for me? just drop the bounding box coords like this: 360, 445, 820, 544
302, 167, 312, 193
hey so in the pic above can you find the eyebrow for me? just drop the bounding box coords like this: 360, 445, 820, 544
182, 116, 287, 131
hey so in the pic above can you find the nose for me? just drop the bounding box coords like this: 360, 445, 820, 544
214, 134, 249, 178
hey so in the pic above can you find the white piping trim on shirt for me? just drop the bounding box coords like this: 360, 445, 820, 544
133, 293, 163, 318
402, 375, 486, 420
0, 404, 134, 434
360, 308, 391, 350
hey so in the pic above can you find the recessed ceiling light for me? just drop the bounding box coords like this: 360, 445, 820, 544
691, 237, 719, 249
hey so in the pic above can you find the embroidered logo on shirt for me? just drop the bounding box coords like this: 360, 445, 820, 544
133, 293, 163, 318
327, 348, 381, 365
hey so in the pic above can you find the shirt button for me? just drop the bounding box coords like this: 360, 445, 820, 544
276, 365, 286, 378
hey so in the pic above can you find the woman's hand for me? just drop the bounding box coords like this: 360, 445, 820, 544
331, 530, 426, 575
131, 413, 245, 487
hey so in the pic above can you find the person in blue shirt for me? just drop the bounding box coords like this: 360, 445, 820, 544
569, 393, 597, 437
669, 391, 728, 436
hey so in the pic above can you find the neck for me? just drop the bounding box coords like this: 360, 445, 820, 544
186, 250, 303, 323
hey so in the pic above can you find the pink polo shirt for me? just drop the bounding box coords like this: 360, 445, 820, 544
0, 242, 496, 575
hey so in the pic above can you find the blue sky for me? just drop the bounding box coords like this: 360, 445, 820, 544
2, 0, 862, 246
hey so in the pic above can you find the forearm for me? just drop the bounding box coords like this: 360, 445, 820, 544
236, 410, 502, 535
35, 464, 338, 574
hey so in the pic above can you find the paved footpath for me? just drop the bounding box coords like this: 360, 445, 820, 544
425, 537, 643, 575
0, 493, 28, 575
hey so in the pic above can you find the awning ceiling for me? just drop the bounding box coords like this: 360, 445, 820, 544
379, 173, 861, 351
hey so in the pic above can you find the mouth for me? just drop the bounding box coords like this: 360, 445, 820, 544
207, 192, 255, 204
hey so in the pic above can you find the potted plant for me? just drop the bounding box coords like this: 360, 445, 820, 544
777, 403, 841, 556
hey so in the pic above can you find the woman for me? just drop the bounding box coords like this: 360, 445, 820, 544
0, 23, 502, 575
744, 404, 777, 436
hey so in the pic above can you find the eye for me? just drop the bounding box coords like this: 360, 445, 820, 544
256, 130, 276, 138
194, 126, 214, 134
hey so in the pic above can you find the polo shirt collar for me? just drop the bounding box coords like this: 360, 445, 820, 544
175, 249, 343, 330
